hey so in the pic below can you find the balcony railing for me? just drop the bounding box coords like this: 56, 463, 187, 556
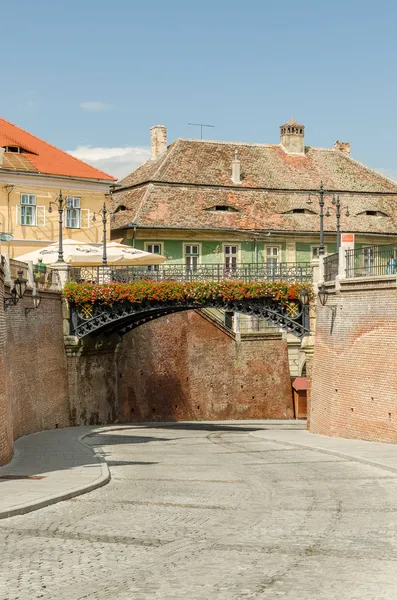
345, 244, 397, 278
69, 262, 314, 284
324, 253, 339, 282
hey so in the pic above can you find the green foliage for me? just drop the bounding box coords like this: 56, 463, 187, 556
63, 280, 313, 306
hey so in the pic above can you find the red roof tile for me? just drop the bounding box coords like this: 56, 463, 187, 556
0, 117, 116, 181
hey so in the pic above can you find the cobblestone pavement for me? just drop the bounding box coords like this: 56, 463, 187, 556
1, 423, 397, 599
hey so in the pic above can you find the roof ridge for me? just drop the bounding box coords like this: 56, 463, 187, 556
0, 116, 116, 181
332, 149, 397, 188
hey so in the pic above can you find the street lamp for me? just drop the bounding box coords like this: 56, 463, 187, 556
14, 270, 27, 299
92, 202, 108, 267
300, 288, 309, 306
325, 195, 350, 250
4, 270, 28, 309
48, 191, 65, 263
318, 283, 328, 306
307, 182, 338, 257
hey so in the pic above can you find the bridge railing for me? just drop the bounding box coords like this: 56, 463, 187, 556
68, 262, 313, 284
324, 253, 339, 282
345, 244, 397, 278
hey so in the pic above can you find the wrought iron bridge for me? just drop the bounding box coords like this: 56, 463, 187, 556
69, 262, 313, 284
67, 262, 312, 341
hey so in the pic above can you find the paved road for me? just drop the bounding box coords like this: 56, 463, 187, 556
1, 423, 397, 599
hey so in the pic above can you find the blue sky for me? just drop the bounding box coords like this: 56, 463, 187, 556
1, 0, 397, 179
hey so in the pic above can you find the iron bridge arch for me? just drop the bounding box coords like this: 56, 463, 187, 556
69, 297, 310, 339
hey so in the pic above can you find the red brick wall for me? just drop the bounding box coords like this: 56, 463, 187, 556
310, 279, 397, 442
117, 311, 294, 422
0, 266, 13, 464
0, 268, 70, 464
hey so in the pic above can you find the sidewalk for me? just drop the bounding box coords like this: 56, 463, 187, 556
250, 428, 397, 474
0, 427, 110, 519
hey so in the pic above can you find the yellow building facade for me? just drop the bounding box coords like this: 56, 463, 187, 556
0, 117, 116, 258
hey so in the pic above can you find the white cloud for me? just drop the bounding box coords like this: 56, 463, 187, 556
67, 146, 150, 179
79, 101, 112, 112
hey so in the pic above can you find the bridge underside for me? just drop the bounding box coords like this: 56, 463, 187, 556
70, 298, 310, 339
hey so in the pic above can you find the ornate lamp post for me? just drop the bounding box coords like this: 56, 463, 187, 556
92, 202, 108, 267
48, 191, 65, 263
325, 195, 350, 250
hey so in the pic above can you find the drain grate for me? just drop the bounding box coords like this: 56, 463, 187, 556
0, 475, 46, 480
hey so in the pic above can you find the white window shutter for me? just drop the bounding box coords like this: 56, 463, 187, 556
16, 205, 19, 225
81, 209, 90, 228
36, 206, 46, 226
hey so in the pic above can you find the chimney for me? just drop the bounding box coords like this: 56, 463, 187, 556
334, 141, 351, 155
0, 148, 4, 167
150, 125, 167, 160
280, 117, 305, 155
231, 150, 241, 184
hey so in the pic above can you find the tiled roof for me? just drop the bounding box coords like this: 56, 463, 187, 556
111, 184, 397, 235
118, 139, 397, 193
0, 117, 116, 181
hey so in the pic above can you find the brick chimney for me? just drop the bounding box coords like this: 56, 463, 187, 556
231, 150, 241, 184
280, 118, 305, 155
0, 148, 4, 167
150, 125, 167, 160
334, 141, 351, 155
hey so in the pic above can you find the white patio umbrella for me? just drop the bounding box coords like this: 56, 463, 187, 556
17, 240, 166, 266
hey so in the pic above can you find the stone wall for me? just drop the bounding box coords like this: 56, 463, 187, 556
116, 311, 294, 422
310, 277, 397, 442
0, 264, 70, 464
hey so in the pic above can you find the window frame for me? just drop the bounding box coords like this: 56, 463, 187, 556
145, 242, 163, 256
19, 193, 37, 226
223, 243, 240, 270
265, 245, 281, 267
65, 196, 81, 229
184, 242, 201, 271
311, 245, 328, 260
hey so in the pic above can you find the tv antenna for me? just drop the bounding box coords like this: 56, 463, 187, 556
188, 123, 215, 140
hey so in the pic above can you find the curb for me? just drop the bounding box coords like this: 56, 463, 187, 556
0, 431, 111, 520
250, 431, 397, 476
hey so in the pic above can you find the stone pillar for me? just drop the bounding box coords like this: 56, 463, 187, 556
301, 304, 316, 429
50, 262, 69, 289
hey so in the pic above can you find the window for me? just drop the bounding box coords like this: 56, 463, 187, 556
146, 243, 162, 271
185, 244, 199, 271
20, 194, 36, 226
364, 247, 375, 273
146, 243, 162, 255
66, 197, 81, 229
311, 246, 329, 260
266, 246, 279, 267
357, 210, 389, 217
206, 205, 239, 213
284, 208, 316, 215
18, 194, 45, 226
224, 245, 238, 270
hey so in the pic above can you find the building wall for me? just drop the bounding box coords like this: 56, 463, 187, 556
0, 264, 70, 464
116, 310, 294, 422
0, 176, 111, 259
310, 278, 397, 442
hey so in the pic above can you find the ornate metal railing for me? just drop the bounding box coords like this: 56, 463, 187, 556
324, 253, 339, 282
69, 262, 313, 284
345, 244, 397, 278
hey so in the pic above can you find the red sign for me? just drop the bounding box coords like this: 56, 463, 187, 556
341, 233, 355, 243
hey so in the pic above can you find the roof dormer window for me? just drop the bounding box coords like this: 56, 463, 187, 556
206, 205, 239, 213
357, 210, 389, 217
283, 208, 317, 215
5, 146, 20, 153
